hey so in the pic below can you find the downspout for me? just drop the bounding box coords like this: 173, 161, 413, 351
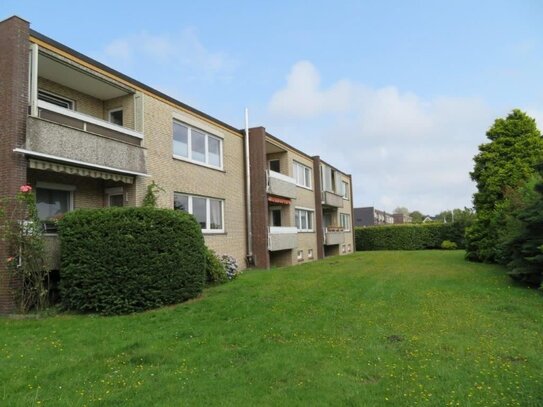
244, 108, 254, 265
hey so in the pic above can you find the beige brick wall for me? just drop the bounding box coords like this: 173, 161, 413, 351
141, 95, 247, 268
338, 173, 354, 255
287, 150, 318, 265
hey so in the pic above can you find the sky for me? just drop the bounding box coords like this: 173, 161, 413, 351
3, 1, 543, 215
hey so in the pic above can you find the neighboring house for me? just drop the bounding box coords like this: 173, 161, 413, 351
422, 216, 435, 223
0, 16, 355, 313
393, 213, 412, 224
354, 207, 394, 227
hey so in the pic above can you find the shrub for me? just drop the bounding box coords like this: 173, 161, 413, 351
355, 223, 464, 251
205, 247, 227, 284
58, 207, 205, 315
441, 240, 458, 250
220, 255, 240, 280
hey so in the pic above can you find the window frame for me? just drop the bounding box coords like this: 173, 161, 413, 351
341, 181, 349, 200
37, 89, 75, 110
35, 181, 75, 234
173, 192, 225, 234
292, 161, 312, 190
340, 213, 351, 232
172, 120, 223, 170
295, 207, 314, 232
108, 107, 124, 126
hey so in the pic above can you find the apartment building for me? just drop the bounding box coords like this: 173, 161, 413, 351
248, 128, 354, 268
354, 206, 394, 227
0, 16, 354, 313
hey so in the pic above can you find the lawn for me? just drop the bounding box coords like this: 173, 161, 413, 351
1, 251, 542, 406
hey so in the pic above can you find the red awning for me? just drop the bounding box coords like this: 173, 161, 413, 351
268, 196, 291, 205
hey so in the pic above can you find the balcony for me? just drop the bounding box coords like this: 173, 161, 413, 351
267, 170, 297, 199
322, 191, 344, 208
268, 226, 298, 251
24, 102, 147, 176
324, 227, 345, 246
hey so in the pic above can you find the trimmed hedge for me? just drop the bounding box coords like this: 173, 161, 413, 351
355, 223, 465, 251
58, 207, 205, 315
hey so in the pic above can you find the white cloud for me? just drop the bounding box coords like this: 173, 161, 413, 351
266, 61, 496, 214
98, 28, 238, 85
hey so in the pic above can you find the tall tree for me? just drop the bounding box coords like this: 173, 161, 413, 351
503, 164, 543, 286
393, 207, 410, 216
466, 109, 543, 262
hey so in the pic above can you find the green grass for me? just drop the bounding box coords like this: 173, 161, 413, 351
1, 251, 542, 406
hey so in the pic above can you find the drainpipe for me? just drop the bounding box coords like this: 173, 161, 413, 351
244, 108, 254, 265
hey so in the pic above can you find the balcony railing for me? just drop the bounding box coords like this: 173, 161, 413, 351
321, 190, 344, 208
267, 170, 297, 199
324, 226, 345, 246
268, 226, 298, 251
37, 100, 143, 145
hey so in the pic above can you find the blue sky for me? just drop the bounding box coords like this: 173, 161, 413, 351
3, 1, 542, 214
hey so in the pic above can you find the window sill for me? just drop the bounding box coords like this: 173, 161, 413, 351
296, 184, 313, 191
202, 231, 227, 236
297, 230, 315, 233
173, 155, 225, 173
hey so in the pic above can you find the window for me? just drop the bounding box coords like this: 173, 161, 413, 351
347, 244, 352, 252
268, 159, 280, 173
36, 183, 74, 233
105, 187, 124, 207
297, 250, 304, 261
37, 90, 74, 110
293, 161, 312, 189
174, 193, 224, 233
295, 208, 314, 232
341, 181, 349, 199
307, 249, 314, 259
340, 213, 351, 231
269, 207, 282, 227
342, 244, 346, 253
173, 121, 223, 169
108, 108, 123, 126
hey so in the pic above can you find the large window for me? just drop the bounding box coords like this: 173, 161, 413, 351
293, 161, 312, 189
173, 121, 223, 169
295, 208, 314, 232
340, 213, 351, 231
36, 183, 74, 233
174, 193, 224, 233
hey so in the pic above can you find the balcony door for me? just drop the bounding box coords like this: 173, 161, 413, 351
269, 207, 282, 227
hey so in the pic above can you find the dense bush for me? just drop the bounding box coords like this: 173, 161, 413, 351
205, 247, 227, 284
355, 223, 464, 251
58, 207, 206, 315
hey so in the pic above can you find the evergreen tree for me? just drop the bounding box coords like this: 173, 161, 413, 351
504, 163, 543, 287
466, 110, 543, 262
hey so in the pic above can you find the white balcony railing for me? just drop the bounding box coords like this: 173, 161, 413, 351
268, 226, 298, 251
267, 170, 297, 199
37, 100, 143, 140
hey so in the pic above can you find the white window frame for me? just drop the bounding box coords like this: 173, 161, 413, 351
297, 250, 304, 261
295, 207, 314, 232
108, 107, 124, 126
37, 89, 75, 110
293, 161, 312, 190
105, 186, 125, 207
307, 248, 314, 259
341, 181, 349, 200
173, 120, 223, 170
340, 213, 351, 232
173, 192, 225, 234
36, 182, 75, 234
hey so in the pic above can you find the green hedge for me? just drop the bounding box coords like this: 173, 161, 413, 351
58, 207, 205, 315
355, 223, 465, 251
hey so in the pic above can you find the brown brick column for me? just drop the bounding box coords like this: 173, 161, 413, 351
312, 156, 324, 259
0, 16, 30, 314
248, 127, 270, 269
